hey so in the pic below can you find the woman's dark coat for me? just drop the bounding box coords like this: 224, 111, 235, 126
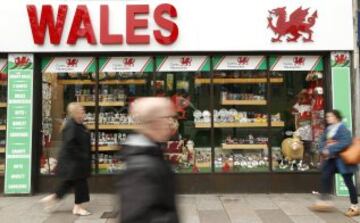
57, 118, 91, 180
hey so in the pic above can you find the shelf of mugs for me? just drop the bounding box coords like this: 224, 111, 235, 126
194, 110, 284, 128
223, 135, 268, 150
221, 92, 266, 106
79, 101, 125, 107
84, 112, 139, 130
0, 102, 6, 108
57, 79, 146, 85
195, 78, 283, 85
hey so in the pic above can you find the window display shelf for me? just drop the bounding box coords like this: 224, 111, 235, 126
92, 145, 120, 152
92, 163, 111, 169
271, 121, 285, 127
86, 124, 139, 130
0, 147, 5, 153
222, 143, 268, 150
58, 80, 96, 85
195, 122, 284, 128
100, 79, 146, 85
195, 78, 283, 85
195, 122, 268, 128
221, 99, 267, 106
79, 101, 125, 107
0, 102, 7, 108
58, 79, 146, 85
0, 125, 6, 131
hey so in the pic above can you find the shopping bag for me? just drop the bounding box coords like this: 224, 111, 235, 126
340, 137, 360, 164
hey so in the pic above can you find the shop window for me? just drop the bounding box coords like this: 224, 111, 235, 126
39, 55, 326, 176
269, 55, 325, 172
156, 56, 212, 173
211, 56, 273, 172
0, 59, 7, 175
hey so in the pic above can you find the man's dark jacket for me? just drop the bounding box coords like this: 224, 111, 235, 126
56, 118, 91, 180
118, 134, 179, 223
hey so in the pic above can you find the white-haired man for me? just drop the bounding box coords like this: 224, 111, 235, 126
117, 97, 179, 223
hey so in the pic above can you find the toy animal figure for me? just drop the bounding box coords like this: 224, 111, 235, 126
281, 133, 304, 161
171, 93, 191, 120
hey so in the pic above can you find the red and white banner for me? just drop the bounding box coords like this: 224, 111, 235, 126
270, 55, 322, 71
42, 57, 94, 73
100, 57, 152, 73
214, 56, 266, 70
157, 56, 209, 72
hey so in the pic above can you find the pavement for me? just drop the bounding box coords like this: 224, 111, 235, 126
0, 194, 360, 223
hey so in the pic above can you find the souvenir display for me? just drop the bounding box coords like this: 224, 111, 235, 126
194, 109, 271, 124
221, 91, 265, 101
75, 87, 126, 103
83, 112, 135, 125
224, 135, 268, 145
96, 132, 127, 146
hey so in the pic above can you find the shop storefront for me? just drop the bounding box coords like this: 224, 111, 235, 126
0, 0, 355, 194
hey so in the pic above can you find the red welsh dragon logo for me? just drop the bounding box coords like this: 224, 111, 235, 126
66, 58, 78, 67
15, 56, 30, 67
293, 56, 305, 66
123, 58, 135, 67
267, 7, 318, 42
335, 54, 348, 65
180, 57, 192, 66
237, 56, 250, 65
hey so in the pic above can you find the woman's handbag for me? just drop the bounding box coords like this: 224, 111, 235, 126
340, 137, 360, 164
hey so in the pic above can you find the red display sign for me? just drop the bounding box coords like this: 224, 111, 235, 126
26, 4, 179, 46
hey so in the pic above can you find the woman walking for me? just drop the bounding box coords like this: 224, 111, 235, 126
312, 110, 359, 217
40, 103, 92, 216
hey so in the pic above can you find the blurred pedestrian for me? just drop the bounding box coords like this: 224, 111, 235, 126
311, 110, 359, 217
40, 102, 92, 216
117, 97, 179, 223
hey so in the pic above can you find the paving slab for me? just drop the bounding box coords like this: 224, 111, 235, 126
199, 210, 231, 223
256, 209, 293, 223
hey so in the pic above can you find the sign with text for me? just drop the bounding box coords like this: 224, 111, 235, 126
4, 54, 34, 194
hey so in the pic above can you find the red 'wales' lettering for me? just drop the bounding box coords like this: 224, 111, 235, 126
27, 5, 68, 45
100, 5, 123, 44
126, 5, 150, 44
154, 4, 178, 45
67, 5, 96, 45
